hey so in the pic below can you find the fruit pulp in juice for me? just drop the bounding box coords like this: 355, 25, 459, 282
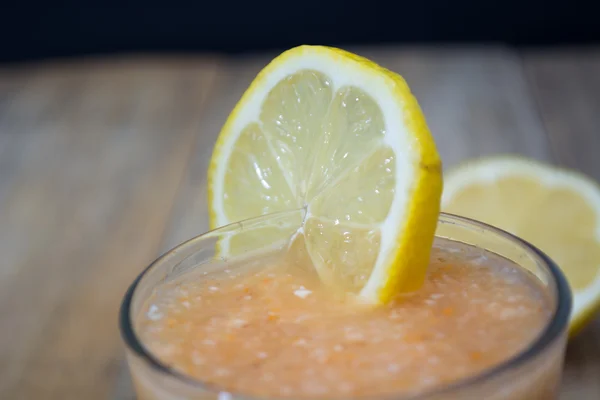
134, 238, 560, 399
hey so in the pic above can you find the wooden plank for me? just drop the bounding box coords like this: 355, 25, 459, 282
159, 55, 274, 252
0, 57, 219, 400
111, 361, 135, 400
358, 47, 553, 167
524, 51, 600, 399
524, 50, 600, 180
561, 319, 600, 399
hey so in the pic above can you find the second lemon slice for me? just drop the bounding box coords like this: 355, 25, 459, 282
208, 46, 442, 303
442, 156, 600, 334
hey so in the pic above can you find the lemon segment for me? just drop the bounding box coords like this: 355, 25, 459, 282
208, 45, 442, 303
222, 122, 300, 222
442, 156, 600, 335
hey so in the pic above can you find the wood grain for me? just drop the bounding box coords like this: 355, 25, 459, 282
524, 50, 600, 399
358, 47, 553, 167
524, 50, 600, 181
159, 55, 274, 252
0, 57, 219, 400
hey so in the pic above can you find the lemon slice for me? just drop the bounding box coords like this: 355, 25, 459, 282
208, 46, 442, 303
442, 156, 600, 335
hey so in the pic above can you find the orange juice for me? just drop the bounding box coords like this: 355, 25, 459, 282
121, 214, 570, 400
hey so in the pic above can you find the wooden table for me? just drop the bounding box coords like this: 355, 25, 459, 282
0, 47, 599, 400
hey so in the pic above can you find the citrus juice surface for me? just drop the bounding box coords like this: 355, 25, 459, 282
136, 239, 552, 399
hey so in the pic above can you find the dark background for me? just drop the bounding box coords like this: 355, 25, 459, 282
2, 0, 599, 63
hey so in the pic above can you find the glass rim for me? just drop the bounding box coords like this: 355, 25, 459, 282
119, 211, 572, 399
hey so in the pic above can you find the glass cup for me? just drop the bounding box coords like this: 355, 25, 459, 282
120, 212, 572, 400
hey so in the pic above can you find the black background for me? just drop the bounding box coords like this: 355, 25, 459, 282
1, 0, 599, 63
